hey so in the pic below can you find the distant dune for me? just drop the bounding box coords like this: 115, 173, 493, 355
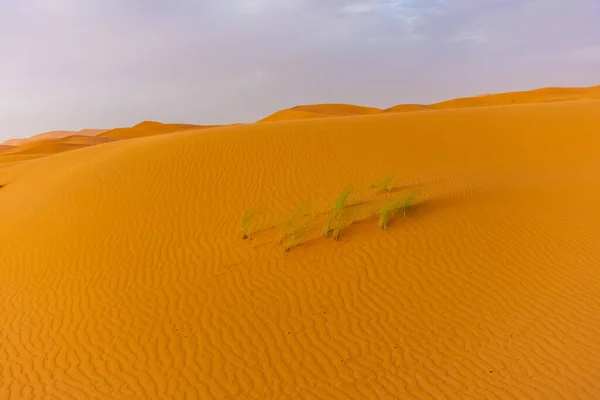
259, 103, 382, 122
3, 84, 600, 399
2, 139, 87, 156
384, 85, 600, 114
56, 135, 116, 146
383, 103, 430, 113
258, 86, 600, 123
0, 145, 14, 155
1, 122, 219, 156
1, 128, 106, 146
99, 121, 219, 139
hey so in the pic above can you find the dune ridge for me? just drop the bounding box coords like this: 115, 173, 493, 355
2, 90, 600, 398
260, 84, 600, 122
1, 128, 106, 146
259, 103, 382, 122
3, 84, 598, 159
0, 122, 220, 160
1, 136, 118, 156
99, 121, 219, 139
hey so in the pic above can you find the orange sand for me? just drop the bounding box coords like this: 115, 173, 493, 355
2, 86, 600, 399
0, 145, 13, 155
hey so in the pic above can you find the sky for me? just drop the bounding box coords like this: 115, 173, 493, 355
1, 0, 599, 140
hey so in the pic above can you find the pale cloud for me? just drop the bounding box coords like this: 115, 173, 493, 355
450, 30, 488, 44
0, 0, 598, 140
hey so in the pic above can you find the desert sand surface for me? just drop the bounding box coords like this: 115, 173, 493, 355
2, 140, 88, 156
0, 145, 14, 155
2, 86, 600, 399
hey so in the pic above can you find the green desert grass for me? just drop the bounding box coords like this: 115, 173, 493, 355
378, 189, 419, 230
284, 225, 309, 252
245, 184, 420, 248
371, 175, 395, 193
400, 189, 419, 215
378, 199, 401, 230
241, 210, 258, 239
276, 205, 312, 252
322, 185, 353, 240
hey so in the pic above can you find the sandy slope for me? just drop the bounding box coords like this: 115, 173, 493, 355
55, 135, 116, 146
3, 91, 600, 399
0, 145, 14, 155
2, 141, 86, 155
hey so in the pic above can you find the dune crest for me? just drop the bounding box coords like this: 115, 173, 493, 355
384, 84, 600, 114
99, 121, 219, 139
257, 85, 600, 123
259, 103, 382, 122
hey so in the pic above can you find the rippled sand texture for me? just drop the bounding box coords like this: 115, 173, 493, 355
2, 87, 600, 399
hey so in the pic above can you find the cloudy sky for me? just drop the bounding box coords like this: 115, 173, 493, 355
1, 0, 599, 140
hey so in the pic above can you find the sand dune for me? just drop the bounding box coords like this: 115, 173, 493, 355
259, 103, 381, 122
99, 121, 217, 139
0, 145, 14, 154
0, 122, 219, 163
260, 85, 600, 123
1, 136, 115, 157
2, 87, 600, 398
3, 85, 597, 161
383, 104, 430, 113
2, 140, 85, 155
55, 135, 116, 146
1, 128, 106, 146
384, 85, 600, 114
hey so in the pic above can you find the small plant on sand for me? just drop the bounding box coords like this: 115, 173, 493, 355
276, 213, 295, 244
284, 225, 308, 252
378, 189, 420, 230
241, 210, 258, 239
375, 175, 395, 193
322, 185, 353, 240
378, 199, 401, 230
332, 226, 343, 240
277, 205, 311, 252
400, 189, 419, 216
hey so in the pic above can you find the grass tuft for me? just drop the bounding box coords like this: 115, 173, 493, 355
378, 199, 401, 230
278, 204, 311, 252
322, 185, 353, 239
241, 210, 258, 239
322, 216, 333, 238
284, 226, 308, 252
376, 176, 395, 193
378, 189, 420, 230
400, 189, 419, 216
332, 226, 342, 241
